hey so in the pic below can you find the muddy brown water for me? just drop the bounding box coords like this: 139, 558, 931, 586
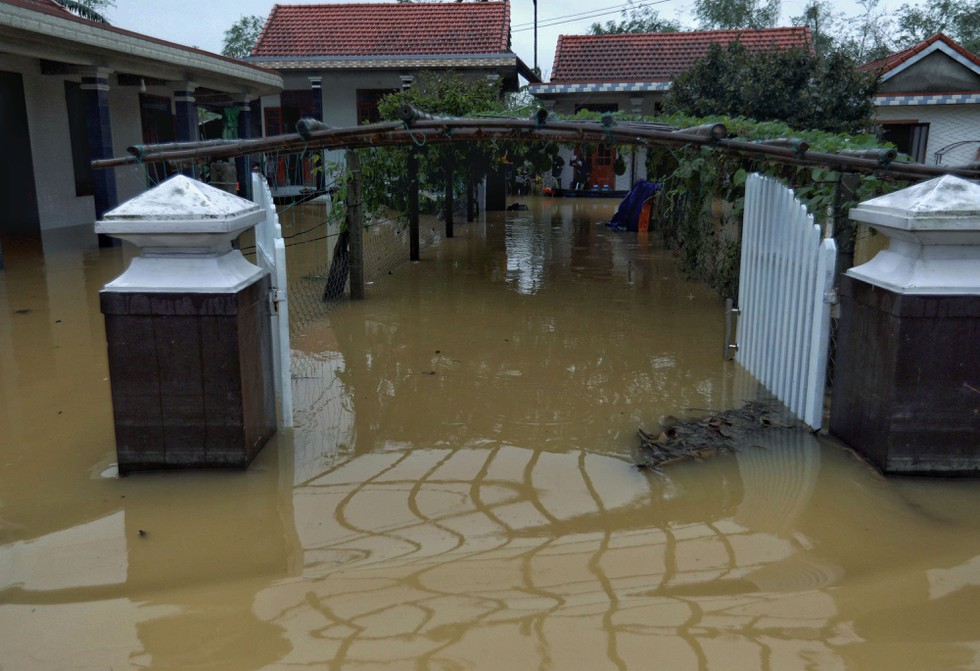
2, 198, 980, 670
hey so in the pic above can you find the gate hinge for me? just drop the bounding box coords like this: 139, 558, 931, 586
269, 288, 287, 314
723, 299, 740, 361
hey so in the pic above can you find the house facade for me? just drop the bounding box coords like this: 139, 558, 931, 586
0, 0, 282, 240
862, 33, 980, 165
529, 28, 811, 116
528, 28, 811, 192
247, 2, 537, 142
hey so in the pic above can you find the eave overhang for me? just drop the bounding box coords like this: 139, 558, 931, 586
0, 0, 282, 97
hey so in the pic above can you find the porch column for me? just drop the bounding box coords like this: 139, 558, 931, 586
174, 82, 198, 143
234, 95, 252, 198
173, 83, 198, 178
81, 69, 118, 246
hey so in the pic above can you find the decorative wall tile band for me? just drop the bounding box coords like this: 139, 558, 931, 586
530, 81, 671, 95
875, 93, 980, 106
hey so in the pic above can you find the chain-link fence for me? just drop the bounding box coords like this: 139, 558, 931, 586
237, 151, 444, 336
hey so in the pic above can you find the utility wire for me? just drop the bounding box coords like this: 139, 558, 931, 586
512, 0, 676, 31
512, 0, 667, 27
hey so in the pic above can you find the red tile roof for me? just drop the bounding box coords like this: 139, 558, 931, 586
550, 27, 812, 82
252, 2, 512, 58
860, 32, 980, 74
3, 0, 73, 16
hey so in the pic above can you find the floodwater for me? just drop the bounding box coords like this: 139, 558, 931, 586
2, 197, 980, 670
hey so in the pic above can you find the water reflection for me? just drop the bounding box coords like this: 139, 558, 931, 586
3, 204, 980, 669
250, 423, 855, 669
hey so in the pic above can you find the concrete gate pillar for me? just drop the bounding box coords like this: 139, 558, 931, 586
830, 175, 980, 475
96, 175, 276, 474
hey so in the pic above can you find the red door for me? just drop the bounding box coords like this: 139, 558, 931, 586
590, 144, 616, 190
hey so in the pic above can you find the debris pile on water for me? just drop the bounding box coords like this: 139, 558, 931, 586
635, 400, 805, 470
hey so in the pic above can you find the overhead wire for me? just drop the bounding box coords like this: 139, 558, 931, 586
512, 0, 676, 32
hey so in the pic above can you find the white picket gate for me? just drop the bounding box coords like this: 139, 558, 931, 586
252, 173, 294, 428
733, 173, 837, 429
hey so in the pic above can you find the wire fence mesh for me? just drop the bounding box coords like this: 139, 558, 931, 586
236, 151, 444, 336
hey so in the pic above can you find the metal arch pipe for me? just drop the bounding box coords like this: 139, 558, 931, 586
94, 116, 980, 182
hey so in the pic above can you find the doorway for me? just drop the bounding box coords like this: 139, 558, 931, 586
0, 71, 40, 235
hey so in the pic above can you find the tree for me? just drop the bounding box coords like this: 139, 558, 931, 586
693, 0, 780, 30
221, 15, 264, 59
590, 2, 683, 34
60, 0, 114, 23
895, 0, 980, 54
790, 0, 895, 62
791, 1, 845, 58
663, 41, 880, 134
377, 71, 501, 119
835, 0, 894, 62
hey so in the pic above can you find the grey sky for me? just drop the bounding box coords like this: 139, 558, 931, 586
107, 0, 907, 81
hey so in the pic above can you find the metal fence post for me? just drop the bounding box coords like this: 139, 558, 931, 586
346, 149, 364, 300
409, 148, 420, 261
444, 151, 454, 238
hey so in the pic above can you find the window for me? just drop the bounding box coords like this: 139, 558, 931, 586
280, 90, 314, 132
574, 103, 619, 114
880, 122, 930, 163
64, 81, 93, 197
264, 107, 283, 136
357, 89, 395, 124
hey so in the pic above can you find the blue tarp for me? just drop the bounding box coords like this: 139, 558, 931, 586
607, 181, 661, 232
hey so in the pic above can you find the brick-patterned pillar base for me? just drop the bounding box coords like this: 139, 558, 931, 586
101, 279, 276, 473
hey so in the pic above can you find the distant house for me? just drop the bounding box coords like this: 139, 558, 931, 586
0, 0, 282, 241
248, 2, 537, 133
529, 28, 811, 116
527, 28, 811, 192
245, 1, 538, 195
861, 33, 980, 165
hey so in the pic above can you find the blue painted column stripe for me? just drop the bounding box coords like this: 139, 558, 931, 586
81, 75, 117, 218
174, 87, 198, 177
174, 91, 197, 143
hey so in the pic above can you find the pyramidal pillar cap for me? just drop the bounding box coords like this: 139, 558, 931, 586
96, 175, 267, 293
847, 174, 980, 295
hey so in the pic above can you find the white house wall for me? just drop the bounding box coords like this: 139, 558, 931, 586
876, 104, 980, 165
264, 69, 500, 167
1, 54, 89, 231
109, 85, 148, 208
551, 146, 649, 192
